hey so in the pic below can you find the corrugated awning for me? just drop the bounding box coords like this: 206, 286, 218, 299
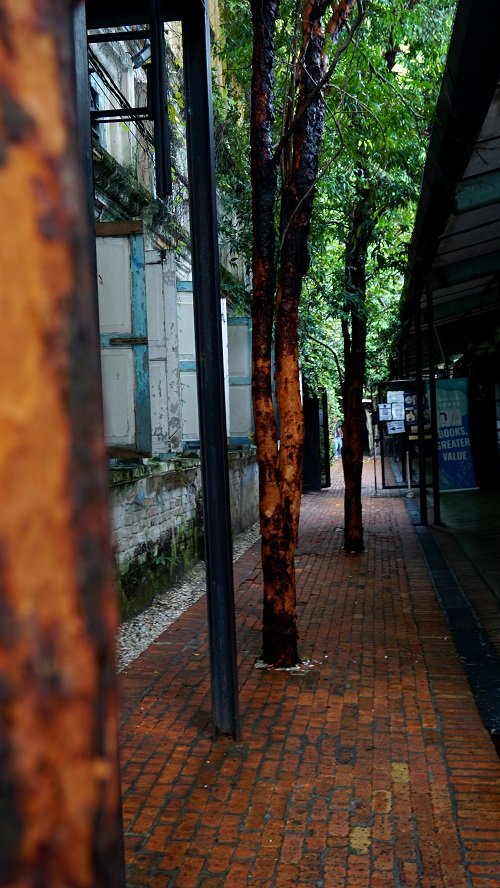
400, 0, 500, 374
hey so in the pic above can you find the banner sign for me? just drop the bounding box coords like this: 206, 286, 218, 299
435, 379, 477, 491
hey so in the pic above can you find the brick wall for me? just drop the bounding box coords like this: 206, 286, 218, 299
109, 448, 258, 617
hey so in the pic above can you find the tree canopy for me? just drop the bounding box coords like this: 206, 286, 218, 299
214, 0, 456, 660
216, 0, 456, 397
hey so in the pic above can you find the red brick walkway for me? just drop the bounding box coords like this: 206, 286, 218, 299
119, 460, 500, 887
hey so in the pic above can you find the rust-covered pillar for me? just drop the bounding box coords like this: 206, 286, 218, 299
0, 1, 123, 884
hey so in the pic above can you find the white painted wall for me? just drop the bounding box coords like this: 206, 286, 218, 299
97, 234, 137, 448
177, 284, 231, 444
146, 249, 182, 453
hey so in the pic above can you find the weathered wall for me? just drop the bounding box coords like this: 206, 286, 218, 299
228, 449, 260, 535
110, 448, 258, 617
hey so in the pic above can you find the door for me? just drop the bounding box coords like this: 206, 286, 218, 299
228, 317, 253, 444
96, 221, 151, 454
145, 249, 182, 454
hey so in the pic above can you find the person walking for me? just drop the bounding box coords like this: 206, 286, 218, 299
334, 423, 343, 459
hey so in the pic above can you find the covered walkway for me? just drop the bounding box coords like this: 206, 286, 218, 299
119, 461, 500, 887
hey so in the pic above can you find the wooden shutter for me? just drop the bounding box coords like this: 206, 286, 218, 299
228, 317, 253, 444
96, 221, 151, 455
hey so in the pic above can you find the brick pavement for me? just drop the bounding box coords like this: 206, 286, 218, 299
119, 460, 500, 887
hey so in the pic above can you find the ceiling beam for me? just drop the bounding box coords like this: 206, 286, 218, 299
85, 0, 190, 29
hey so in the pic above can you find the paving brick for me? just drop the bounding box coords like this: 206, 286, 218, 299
119, 461, 500, 886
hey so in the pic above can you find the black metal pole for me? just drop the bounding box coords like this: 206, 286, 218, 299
149, 0, 172, 198
182, 3, 240, 739
426, 282, 441, 526
380, 417, 387, 489
73, 8, 126, 884
74, 6, 100, 262
414, 289, 428, 525
322, 390, 331, 488
372, 389, 378, 494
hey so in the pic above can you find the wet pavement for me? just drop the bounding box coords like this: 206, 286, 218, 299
118, 460, 500, 887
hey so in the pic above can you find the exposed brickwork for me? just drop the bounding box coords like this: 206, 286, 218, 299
110, 449, 258, 569
119, 460, 500, 886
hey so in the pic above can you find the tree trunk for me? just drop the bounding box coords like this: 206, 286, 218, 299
250, 0, 293, 665
0, 3, 123, 883
342, 189, 373, 552
251, 1, 357, 664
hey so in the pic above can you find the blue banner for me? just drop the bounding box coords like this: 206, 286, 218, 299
435, 379, 477, 491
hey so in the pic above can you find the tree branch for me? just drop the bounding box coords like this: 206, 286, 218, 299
307, 333, 345, 391
363, 50, 426, 124
272, 0, 366, 164
279, 143, 343, 250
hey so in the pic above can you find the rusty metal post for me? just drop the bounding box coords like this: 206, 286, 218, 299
0, 1, 123, 884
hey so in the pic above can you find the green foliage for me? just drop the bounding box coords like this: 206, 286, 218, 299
220, 265, 251, 315
299, 0, 456, 397
212, 1, 254, 282
214, 0, 456, 382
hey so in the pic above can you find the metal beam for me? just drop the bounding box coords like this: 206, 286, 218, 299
182, 4, 240, 739
86, 0, 193, 29
73, 7, 127, 881
149, 0, 172, 197
84, 0, 240, 737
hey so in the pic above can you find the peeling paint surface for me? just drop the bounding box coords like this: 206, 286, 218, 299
0, 1, 122, 883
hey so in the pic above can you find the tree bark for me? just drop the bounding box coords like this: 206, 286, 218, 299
251, 1, 355, 665
250, 0, 292, 665
342, 187, 373, 552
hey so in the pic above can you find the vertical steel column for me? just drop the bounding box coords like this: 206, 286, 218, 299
149, 0, 172, 198
74, 6, 99, 249
426, 283, 441, 526
0, 1, 123, 882
380, 419, 387, 489
73, 8, 127, 885
182, 3, 240, 739
322, 390, 331, 488
414, 291, 428, 525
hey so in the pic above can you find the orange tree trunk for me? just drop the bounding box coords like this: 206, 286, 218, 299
251, 1, 337, 665
250, 0, 289, 665
0, 2, 123, 883
342, 188, 373, 552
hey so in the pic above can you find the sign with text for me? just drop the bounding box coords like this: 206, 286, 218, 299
435, 379, 477, 491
